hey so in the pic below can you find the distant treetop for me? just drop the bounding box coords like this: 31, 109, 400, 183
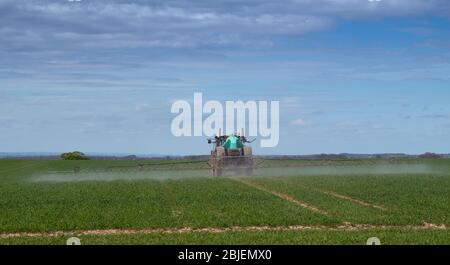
60, 151, 90, 160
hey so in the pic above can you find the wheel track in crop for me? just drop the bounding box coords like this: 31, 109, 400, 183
232, 178, 330, 216
0, 222, 447, 239
317, 189, 388, 211
264, 176, 388, 212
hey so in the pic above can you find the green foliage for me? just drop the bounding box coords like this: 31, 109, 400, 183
60, 151, 90, 160
0, 158, 450, 244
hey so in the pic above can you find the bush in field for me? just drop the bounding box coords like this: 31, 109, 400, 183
60, 151, 90, 160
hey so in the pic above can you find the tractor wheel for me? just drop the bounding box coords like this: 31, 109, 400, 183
243, 146, 252, 156
216, 146, 225, 157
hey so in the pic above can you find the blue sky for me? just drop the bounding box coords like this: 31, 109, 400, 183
1, 0, 450, 155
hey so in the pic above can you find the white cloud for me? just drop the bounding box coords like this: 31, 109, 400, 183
290, 118, 307, 126
2, 0, 446, 52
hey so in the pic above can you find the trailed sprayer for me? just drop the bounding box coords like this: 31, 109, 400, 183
207, 130, 254, 176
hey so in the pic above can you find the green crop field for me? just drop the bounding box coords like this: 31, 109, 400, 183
0, 158, 450, 245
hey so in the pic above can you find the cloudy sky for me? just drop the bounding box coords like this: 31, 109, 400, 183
1, 0, 450, 155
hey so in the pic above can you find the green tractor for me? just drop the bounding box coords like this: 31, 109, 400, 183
207, 131, 254, 176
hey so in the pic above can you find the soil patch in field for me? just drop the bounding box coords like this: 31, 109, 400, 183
1, 223, 447, 239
